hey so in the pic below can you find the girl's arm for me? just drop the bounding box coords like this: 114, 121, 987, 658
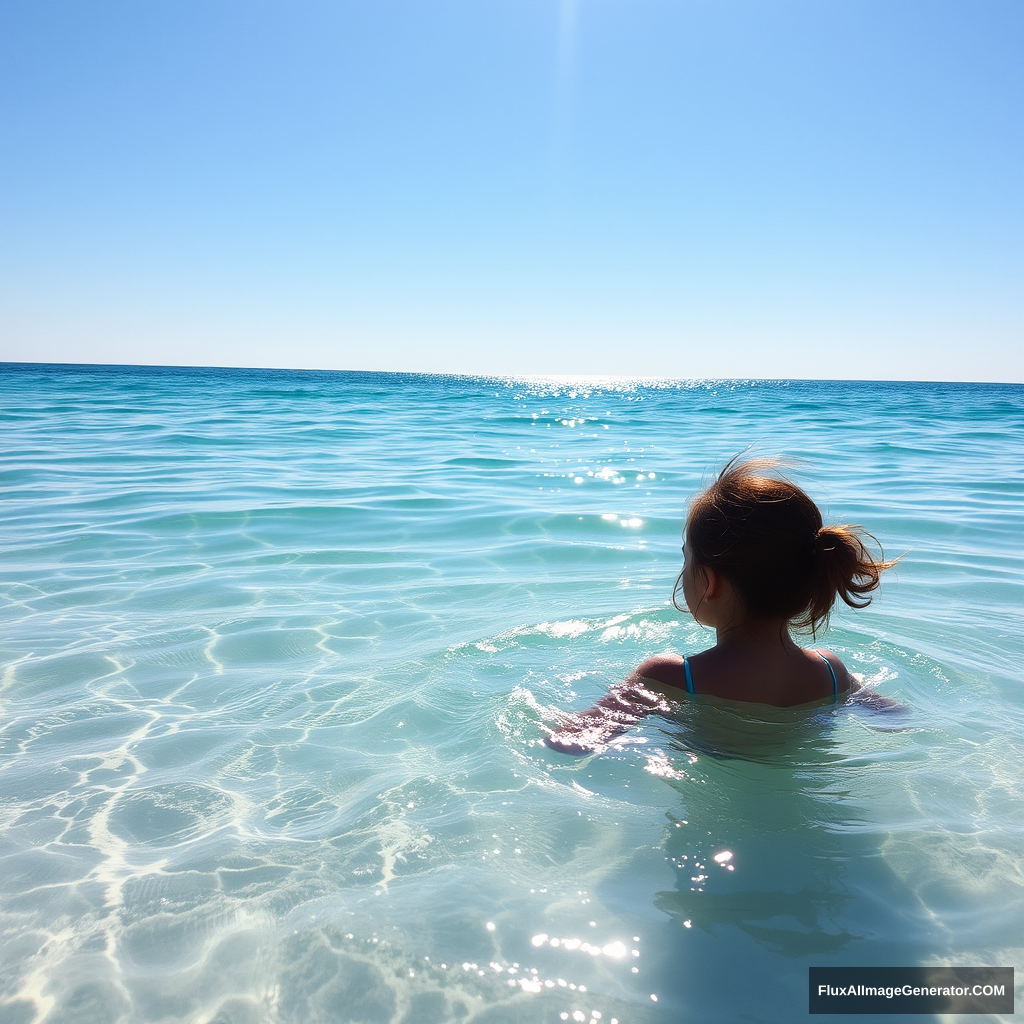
846, 682, 909, 713
821, 652, 907, 712
545, 661, 679, 755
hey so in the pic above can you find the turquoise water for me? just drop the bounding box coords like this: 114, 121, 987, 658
1, 364, 1022, 1024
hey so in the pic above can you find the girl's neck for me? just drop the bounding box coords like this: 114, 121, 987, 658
713, 617, 796, 650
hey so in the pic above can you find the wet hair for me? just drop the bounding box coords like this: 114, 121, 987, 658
674, 457, 898, 634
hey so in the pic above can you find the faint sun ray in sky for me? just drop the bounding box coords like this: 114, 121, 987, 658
550, 0, 580, 194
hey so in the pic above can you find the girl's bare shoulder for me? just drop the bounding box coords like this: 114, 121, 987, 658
814, 648, 856, 695
631, 652, 688, 690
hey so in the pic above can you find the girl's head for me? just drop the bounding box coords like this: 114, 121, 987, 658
676, 458, 896, 633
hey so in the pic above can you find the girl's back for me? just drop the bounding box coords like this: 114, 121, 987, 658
633, 647, 851, 708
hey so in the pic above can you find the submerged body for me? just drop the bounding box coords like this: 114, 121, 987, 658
544, 644, 861, 755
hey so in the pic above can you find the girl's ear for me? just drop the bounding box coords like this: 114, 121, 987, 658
702, 565, 723, 600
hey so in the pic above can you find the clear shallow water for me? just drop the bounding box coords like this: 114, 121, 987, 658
1, 364, 1022, 1024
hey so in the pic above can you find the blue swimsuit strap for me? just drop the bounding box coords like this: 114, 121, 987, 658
683, 656, 695, 695
817, 650, 839, 702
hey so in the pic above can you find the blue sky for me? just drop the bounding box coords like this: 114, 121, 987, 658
1, 0, 1021, 380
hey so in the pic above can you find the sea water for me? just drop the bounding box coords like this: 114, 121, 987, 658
1, 364, 1022, 1024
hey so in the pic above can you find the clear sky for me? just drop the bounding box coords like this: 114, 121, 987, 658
1, 0, 1021, 380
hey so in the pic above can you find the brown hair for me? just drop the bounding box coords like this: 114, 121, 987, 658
675, 458, 898, 634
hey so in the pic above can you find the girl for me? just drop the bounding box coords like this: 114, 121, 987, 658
546, 458, 898, 754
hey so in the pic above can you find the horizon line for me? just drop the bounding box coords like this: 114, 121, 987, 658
2, 359, 1022, 388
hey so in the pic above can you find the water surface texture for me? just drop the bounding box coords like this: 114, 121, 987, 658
2, 365, 1023, 1023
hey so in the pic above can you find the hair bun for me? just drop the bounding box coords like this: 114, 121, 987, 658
814, 526, 838, 555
